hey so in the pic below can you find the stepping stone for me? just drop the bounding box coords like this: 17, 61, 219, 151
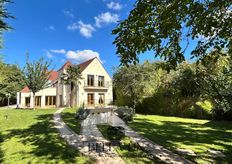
176, 148, 196, 156
208, 149, 225, 158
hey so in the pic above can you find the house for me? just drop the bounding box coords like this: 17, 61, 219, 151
17, 57, 113, 108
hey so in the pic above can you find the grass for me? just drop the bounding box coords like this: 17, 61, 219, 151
0, 108, 93, 164
97, 124, 160, 164
61, 108, 81, 134
128, 114, 232, 163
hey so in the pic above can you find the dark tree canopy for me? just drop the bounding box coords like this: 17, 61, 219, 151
112, 0, 232, 67
0, 0, 13, 48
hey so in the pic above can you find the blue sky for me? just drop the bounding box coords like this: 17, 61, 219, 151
2, 0, 196, 76
2, 0, 136, 75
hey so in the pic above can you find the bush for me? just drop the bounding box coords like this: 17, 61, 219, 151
115, 106, 135, 123
75, 107, 88, 120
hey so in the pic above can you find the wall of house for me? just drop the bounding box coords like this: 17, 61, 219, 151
78, 58, 113, 107
20, 87, 56, 108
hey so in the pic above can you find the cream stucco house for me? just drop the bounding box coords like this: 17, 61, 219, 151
18, 57, 113, 108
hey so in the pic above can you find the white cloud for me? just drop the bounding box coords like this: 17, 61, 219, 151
63, 9, 74, 18
46, 52, 54, 58
45, 25, 55, 31
67, 21, 95, 38
107, 2, 122, 10
94, 12, 119, 28
50, 49, 66, 54
65, 49, 102, 63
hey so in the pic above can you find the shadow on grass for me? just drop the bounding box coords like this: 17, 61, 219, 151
0, 132, 3, 163
129, 117, 232, 163
61, 112, 81, 134
4, 113, 92, 163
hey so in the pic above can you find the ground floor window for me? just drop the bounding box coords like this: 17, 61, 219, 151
25, 97, 30, 107
87, 93, 94, 105
35, 96, 41, 107
45, 96, 56, 106
98, 94, 105, 105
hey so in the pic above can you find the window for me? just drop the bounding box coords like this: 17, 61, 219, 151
87, 93, 94, 105
87, 75, 94, 86
45, 96, 56, 106
98, 94, 105, 105
98, 76, 104, 87
35, 96, 41, 107
25, 97, 30, 107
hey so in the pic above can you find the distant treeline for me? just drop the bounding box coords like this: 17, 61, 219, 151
113, 52, 232, 121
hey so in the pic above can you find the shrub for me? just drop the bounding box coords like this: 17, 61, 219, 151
115, 106, 135, 123
75, 107, 88, 120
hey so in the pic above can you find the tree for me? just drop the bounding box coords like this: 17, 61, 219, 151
0, 0, 14, 47
113, 62, 164, 108
196, 52, 232, 120
22, 56, 51, 109
0, 61, 24, 106
112, 0, 232, 68
61, 65, 82, 107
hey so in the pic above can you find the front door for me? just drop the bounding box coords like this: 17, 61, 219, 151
87, 93, 94, 106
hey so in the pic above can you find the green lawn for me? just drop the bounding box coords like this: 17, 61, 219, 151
0, 109, 93, 164
61, 108, 81, 134
97, 124, 160, 164
129, 114, 232, 163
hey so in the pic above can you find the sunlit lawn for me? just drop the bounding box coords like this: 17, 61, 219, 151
0, 109, 93, 164
129, 114, 232, 163
61, 108, 81, 134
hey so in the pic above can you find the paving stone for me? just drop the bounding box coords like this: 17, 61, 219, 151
176, 148, 196, 156
208, 149, 225, 158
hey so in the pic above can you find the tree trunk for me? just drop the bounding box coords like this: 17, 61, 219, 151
73, 85, 77, 107
33, 92, 35, 110
70, 83, 73, 107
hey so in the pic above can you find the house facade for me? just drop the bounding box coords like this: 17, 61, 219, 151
18, 57, 113, 108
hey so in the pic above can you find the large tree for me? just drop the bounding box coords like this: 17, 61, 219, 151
0, 61, 24, 106
196, 51, 232, 120
22, 56, 51, 109
112, 0, 232, 67
0, 0, 13, 47
61, 65, 82, 107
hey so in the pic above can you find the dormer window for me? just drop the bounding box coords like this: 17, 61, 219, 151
87, 75, 94, 86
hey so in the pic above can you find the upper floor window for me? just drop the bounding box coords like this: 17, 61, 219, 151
87, 75, 94, 86
98, 76, 104, 87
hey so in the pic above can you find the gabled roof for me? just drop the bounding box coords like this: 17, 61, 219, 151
20, 70, 58, 93
49, 70, 58, 81
58, 57, 97, 73
78, 57, 96, 72
21, 86, 30, 93
58, 61, 72, 71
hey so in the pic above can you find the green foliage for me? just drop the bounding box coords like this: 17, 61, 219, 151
196, 52, 232, 120
114, 58, 231, 120
0, 61, 24, 106
115, 106, 135, 123
61, 65, 82, 107
112, 0, 232, 68
22, 56, 51, 108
